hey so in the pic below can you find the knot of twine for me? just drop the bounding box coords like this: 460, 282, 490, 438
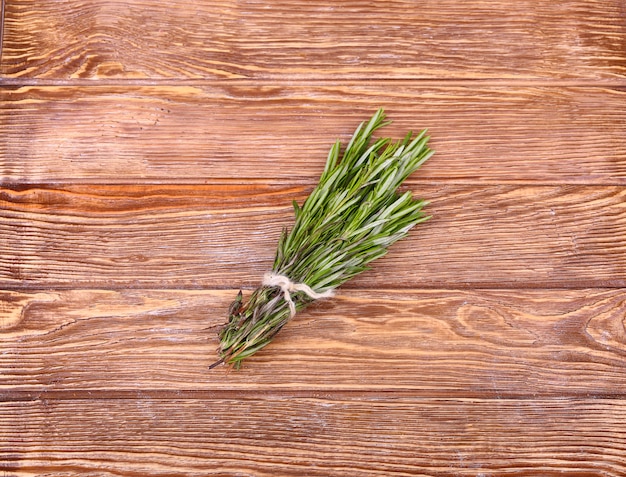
263, 272, 335, 317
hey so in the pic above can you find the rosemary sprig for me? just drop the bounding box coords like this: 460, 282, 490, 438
212, 108, 434, 369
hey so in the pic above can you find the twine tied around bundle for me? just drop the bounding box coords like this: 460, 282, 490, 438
263, 271, 335, 317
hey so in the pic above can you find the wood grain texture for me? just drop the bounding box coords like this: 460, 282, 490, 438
3, 0, 626, 474
2, 84, 625, 184
0, 0, 4, 65
2, 0, 626, 80
2, 397, 626, 476
1, 288, 625, 395
1, 184, 625, 289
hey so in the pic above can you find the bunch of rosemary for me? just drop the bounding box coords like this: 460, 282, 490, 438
212, 108, 434, 369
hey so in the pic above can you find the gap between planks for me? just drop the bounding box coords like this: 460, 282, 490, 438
2, 78, 626, 87
4, 389, 626, 402
3, 179, 626, 187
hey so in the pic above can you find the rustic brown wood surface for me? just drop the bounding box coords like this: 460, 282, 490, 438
2, 288, 626, 396
1, 0, 626, 475
1, 184, 626, 289
2, 398, 626, 476
2, 0, 626, 80
2, 85, 626, 184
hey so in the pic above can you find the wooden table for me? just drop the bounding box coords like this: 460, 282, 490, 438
1, 1, 625, 475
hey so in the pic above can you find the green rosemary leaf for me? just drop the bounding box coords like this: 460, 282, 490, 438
212, 108, 434, 369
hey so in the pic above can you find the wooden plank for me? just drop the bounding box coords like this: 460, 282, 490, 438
2, 84, 625, 184
2, 0, 626, 80
0, 0, 5, 64
1, 184, 625, 289
1, 397, 625, 476
2, 288, 626, 395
